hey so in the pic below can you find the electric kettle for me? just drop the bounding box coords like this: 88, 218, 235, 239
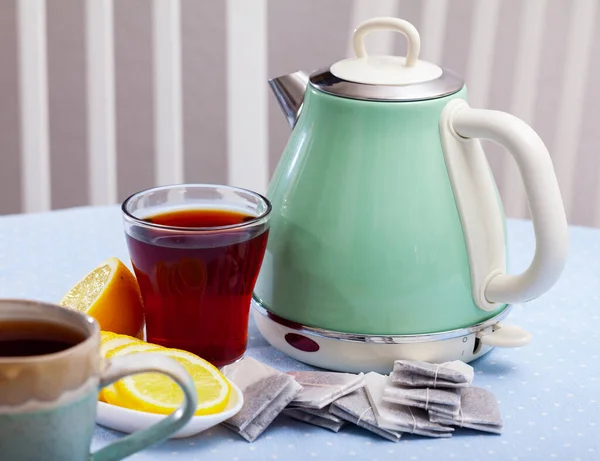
252, 17, 569, 373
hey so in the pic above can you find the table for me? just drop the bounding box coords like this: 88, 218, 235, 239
1, 205, 598, 461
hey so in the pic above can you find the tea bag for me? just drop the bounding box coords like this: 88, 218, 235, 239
282, 408, 345, 432
391, 360, 474, 388
364, 372, 453, 438
428, 387, 503, 434
300, 405, 344, 423
221, 357, 303, 442
329, 388, 403, 442
383, 382, 461, 417
288, 371, 365, 409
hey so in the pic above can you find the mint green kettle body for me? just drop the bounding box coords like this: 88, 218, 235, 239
254, 18, 568, 346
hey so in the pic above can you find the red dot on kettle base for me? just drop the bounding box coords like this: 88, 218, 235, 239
284, 333, 320, 352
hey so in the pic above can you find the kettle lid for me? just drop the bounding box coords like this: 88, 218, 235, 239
310, 17, 463, 102
331, 17, 442, 85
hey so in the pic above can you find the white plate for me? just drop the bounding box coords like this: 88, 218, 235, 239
96, 382, 243, 439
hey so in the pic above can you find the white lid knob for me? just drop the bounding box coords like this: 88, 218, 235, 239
330, 17, 443, 86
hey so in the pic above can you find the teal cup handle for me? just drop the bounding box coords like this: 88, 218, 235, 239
92, 353, 198, 461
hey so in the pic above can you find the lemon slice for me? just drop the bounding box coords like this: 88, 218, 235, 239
99, 332, 146, 402
113, 348, 231, 416
101, 342, 165, 405
100, 332, 142, 357
59, 257, 145, 338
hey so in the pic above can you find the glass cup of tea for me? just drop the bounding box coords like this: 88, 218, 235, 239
122, 184, 271, 367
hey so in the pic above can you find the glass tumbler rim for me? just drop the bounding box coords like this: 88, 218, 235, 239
121, 183, 272, 233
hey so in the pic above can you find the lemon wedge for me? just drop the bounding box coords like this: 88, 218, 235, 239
59, 257, 144, 338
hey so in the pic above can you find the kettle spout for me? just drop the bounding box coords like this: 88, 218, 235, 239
269, 71, 309, 128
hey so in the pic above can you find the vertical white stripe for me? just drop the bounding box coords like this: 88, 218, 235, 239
464, 0, 500, 108
551, 0, 597, 223
502, 0, 548, 218
226, 0, 268, 194
17, 0, 51, 213
419, 0, 448, 64
85, 0, 117, 205
153, 0, 184, 186
347, 0, 399, 57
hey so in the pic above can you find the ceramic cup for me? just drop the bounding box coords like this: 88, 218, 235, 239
0, 299, 198, 461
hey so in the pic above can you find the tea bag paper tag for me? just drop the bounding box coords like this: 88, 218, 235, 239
222, 356, 278, 389
441, 360, 475, 387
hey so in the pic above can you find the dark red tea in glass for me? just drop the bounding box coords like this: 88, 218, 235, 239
122, 185, 271, 367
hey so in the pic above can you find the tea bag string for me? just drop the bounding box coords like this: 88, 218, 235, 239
433, 364, 441, 388
298, 383, 344, 389
407, 406, 417, 433
357, 406, 372, 424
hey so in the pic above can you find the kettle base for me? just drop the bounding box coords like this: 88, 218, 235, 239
251, 299, 512, 374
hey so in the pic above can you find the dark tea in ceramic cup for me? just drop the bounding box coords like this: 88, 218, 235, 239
0, 299, 197, 461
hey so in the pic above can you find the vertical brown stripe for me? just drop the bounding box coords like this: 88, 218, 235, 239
483, 0, 523, 211
47, 0, 88, 210
530, 0, 573, 221
487, 0, 521, 114
441, 0, 474, 78
267, 0, 351, 178
392, 0, 422, 56
572, 6, 600, 226
534, 0, 574, 166
0, 0, 22, 214
181, 0, 227, 185
114, 0, 154, 201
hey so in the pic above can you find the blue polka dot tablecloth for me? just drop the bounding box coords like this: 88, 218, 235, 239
1, 205, 599, 461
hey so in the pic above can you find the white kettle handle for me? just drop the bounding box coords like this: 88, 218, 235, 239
440, 99, 568, 309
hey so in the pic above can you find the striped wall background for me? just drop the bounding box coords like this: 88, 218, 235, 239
0, 0, 599, 227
